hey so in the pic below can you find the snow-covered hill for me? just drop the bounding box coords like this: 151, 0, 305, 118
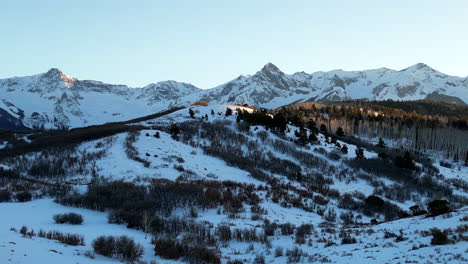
1, 63, 467, 129
1, 105, 467, 264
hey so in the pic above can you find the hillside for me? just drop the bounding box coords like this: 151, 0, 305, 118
0, 105, 466, 264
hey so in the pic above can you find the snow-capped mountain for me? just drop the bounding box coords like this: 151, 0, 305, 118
195, 63, 332, 108
0, 68, 200, 129
139, 81, 199, 104
1, 63, 467, 129
196, 62, 468, 107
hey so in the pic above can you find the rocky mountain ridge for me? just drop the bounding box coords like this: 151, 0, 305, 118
1, 63, 467, 129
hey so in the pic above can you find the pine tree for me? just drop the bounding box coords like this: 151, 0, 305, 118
377, 137, 386, 148
409, 205, 427, 216
189, 108, 195, 118
320, 124, 327, 133
355, 147, 365, 159
225, 108, 233, 116
341, 144, 348, 154
394, 151, 415, 170
295, 127, 308, 145
169, 124, 180, 140
308, 133, 317, 142
272, 112, 287, 132
428, 200, 449, 216
307, 120, 317, 133
336, 127, 344, 137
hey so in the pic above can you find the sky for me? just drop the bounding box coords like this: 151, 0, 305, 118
1, 0, 467, 88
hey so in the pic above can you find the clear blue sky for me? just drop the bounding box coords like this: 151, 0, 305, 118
1, 0, 467, 88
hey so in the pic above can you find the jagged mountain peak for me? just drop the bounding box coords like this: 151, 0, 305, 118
45, 67, 63, 75
1, 63, 467, 129
401, 63, 437, 73
43, 67, 71, 79
260, 62, 283, 74
138, 80, 201, 103
41, 67, 77, 88
143, 80, 200, 92
197, 62, 468, 109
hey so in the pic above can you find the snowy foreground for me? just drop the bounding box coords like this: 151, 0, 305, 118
0, 199, 466, 264
0, 105, 467, 263
0, 199, 166, 264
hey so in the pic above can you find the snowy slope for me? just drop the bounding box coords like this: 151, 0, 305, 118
0, 199, 173, 264
0, 68, 200, 129
85, 130, 261, 185
1, 105, 467, 264
1, 199, 466, 264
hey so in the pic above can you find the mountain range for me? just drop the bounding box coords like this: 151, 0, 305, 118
1, 63, 467, 129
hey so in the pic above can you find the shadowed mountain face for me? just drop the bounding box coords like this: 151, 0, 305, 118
0, 107, 28, 130
1, 63, 467, 129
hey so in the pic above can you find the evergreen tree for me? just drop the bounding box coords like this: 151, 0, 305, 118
377, 137, 386, 148
336, 127, 344, 137
320, 124, 327, 133
365, 195, 384, 208
295, 127, 308, 145
272, 112, 287, 132
307, 120, 317, 133
211, 109, 215, 116
189, 108, 195, 118
355, 147, 365, 159
428, 200, 449, 216
394, 151, 416, 170
409, 205, 427, 216
341, 144, 348, 154
308, 132, 317, 142
225, 108, 233, 117
169, 124, 180, 140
